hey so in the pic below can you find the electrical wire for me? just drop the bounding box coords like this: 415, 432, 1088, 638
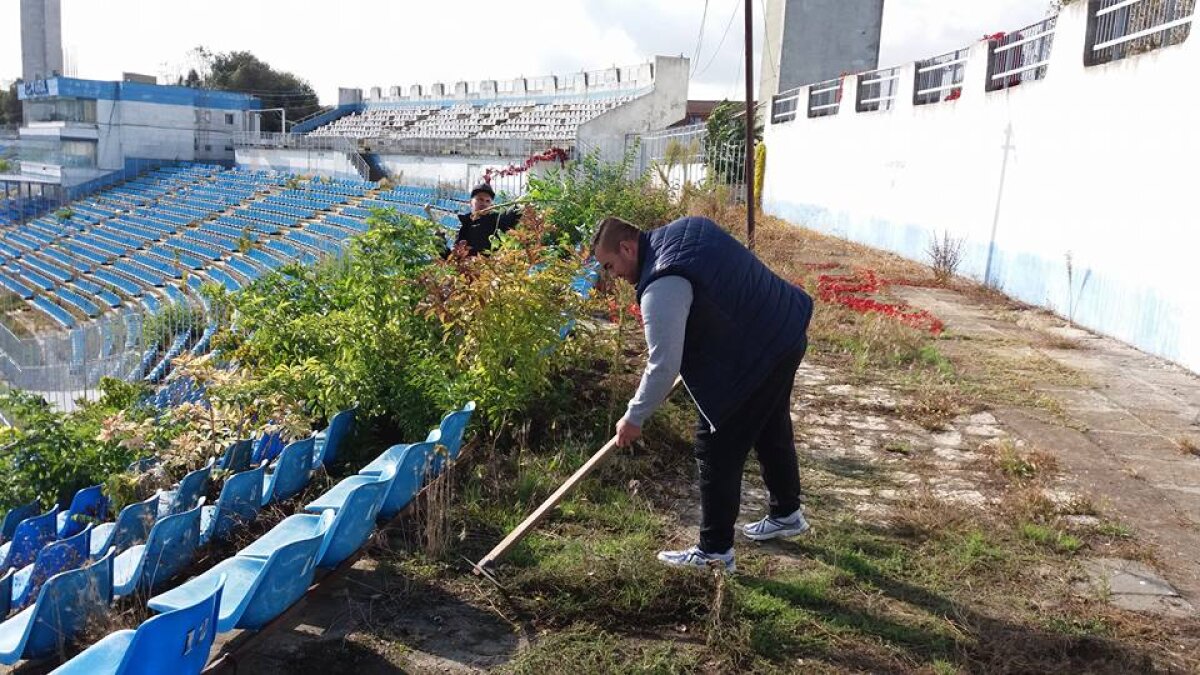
696, 1, 742, 79
690, 0, 712, 77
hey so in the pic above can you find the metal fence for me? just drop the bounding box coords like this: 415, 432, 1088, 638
0, 299, 204, 412
856, 66, 902, 112
987, 17, 1059, 92
808, 78, 844, 118
770, 87, 802, 124
1087, 0, 1196, 65
633, 123, 747, 202
914, 47, 970, 105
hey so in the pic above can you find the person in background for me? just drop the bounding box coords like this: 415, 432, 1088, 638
441, 182, 522, 256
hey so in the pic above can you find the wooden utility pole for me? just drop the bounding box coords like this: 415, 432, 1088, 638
744, 0, 756, 250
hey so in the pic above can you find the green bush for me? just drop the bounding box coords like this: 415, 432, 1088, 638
526, 146, 682, 246
0, 383, 151, 510
224, 207, 592, 436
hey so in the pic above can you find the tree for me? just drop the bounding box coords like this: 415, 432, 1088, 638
0, 81, 23, 128
703, 100, 763, 186
195, 49, 320, 133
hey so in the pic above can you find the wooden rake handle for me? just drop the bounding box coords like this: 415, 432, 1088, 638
474, 377, 682, 574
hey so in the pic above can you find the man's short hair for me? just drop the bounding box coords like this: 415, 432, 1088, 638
591, 216, 640, 254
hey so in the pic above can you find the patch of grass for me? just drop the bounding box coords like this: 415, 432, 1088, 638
985, 439, 1057, 483
884, 440, 913, 455
900, 380, 974, 431
949, 529, 1009, 570
1020, 522, 1083, 553
501, 626, 703, 675
1094, 521, 1133, 539
1043, 615, 1111, 638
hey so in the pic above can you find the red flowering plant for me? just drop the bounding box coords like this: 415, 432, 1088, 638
802, 266, 945, 335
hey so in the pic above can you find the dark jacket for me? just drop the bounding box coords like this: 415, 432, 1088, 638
454, 208, 521, 255
635, 216, 813, 430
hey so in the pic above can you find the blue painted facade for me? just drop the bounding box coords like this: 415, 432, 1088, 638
19, 77, 260, 111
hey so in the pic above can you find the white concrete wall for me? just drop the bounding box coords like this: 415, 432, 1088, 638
578, 56, 690, 163
762, 3, 1200, 373
234, 147, 359, 179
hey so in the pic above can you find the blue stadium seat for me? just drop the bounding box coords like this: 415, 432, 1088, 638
159, 460, 213, 518
113, 503, 203, 598
0, 549, 115, 664
0, 502, 39, 544
149, 512, 331, 633
312, 407, 356, 470
0, 273, 34, 299
9, 525, 92, 611
261, 437, 315, 506
32, 296, 76, 329
90, 494, 158, 559
57, 484, 109, 538
200, 465, 264, 546
52, 574, 224, 675
92, 268, 143, 296
218, 439, 254, 474
352, 436, 439, 519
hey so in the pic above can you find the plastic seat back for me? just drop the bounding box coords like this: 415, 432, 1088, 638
266, 437, 315, 504
59, 484, 109, 538
208, 465, 265, 542
251, 431, 283, 466
218, 439, 253, 474
167, 463, 212, 516
140, 504, 203, 595
20, 550, 115, 661
380, 437, 439, 519
1, 501, 39, 542
429, 402, 476, 476
236, 511, 333, 629
439, 401, 476, 460
13, 525, 92, 610
316, 465, 395, 568
107, 494, 160, 555
2, 506, 60, 570
117, 575, 223, 675
314, 407, 356, 469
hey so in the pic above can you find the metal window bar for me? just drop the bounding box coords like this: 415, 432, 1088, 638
913, 47, 970, 105
987, 16, 1058, 92
771, 87, 802, 124
1087, 0, 1196, 66
807, 78, 843, 118
856, 66, 901, 112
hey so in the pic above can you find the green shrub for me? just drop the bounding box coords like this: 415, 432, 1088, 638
526, 145, 682, 246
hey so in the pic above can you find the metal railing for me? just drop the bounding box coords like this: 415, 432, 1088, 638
770, 87, 802, 124
807, 78, 843, 118
856, 66, 902, 112
634, 124, 746, 203
914, 47, 970, 105
988, 16, 1059, 92
233, 132, 357, 153
1087, 0, 1196, 65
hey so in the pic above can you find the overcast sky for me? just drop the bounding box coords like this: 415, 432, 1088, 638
1, 0, 1051, 104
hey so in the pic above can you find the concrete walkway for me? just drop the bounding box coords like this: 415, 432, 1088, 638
897, 286, 1200, 605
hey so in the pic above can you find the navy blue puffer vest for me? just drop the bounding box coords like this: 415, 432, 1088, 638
636, 216, 813, 430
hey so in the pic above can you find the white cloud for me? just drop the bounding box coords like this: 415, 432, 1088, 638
0, 0, 1050, 104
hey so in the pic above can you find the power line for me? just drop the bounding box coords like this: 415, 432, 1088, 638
690, 0, 711, 77
695, 1, 742, 79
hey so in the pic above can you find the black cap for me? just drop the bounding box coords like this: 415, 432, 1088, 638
470, 182, 495, 199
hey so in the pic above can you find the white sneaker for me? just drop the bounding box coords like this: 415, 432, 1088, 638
742, 509, 811, 541
656, 546, 735, 573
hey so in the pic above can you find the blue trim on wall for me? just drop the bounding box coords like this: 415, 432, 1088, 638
19, 77, 260, 111
764, 198, 1192, 374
